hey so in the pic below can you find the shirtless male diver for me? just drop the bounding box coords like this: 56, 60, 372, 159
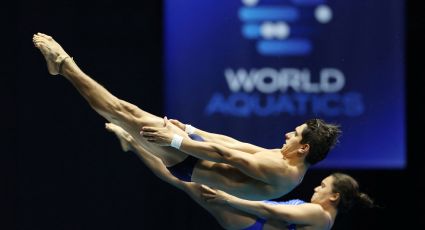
33, 32, 341, 200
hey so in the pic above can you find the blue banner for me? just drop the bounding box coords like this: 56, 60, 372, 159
165, 0, 405, 168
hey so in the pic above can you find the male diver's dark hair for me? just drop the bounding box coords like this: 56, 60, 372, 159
302, 119, 341, 165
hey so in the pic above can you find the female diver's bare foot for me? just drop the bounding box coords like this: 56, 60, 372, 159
33, 32, 71, 75
105, 123, 134, 152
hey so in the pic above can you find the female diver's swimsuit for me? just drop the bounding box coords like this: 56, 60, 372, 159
242, 199, 332, 230
242, 199, 305, 230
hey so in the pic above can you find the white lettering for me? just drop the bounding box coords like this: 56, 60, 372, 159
320, 68, 345, 92
224, 68, 345, 93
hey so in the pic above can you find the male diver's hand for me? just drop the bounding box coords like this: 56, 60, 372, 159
200, 185, 231, 205
169, 119, 186, 131
141, 117, 175, 146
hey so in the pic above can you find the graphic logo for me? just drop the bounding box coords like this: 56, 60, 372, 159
239, 0, 332, 56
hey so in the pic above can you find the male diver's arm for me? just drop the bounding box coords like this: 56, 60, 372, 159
169, 119, 268, 154
142, 118, 281, 183
175, 137, 284, 184
201, 186, 324, 227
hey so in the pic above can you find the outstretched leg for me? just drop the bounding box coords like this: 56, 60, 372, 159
33, 33, 187, 166
105, 123, 256, 230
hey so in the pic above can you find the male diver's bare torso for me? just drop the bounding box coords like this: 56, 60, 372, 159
192, 150, 306, 200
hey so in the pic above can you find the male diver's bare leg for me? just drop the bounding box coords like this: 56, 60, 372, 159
33, 33, 187, 165
33, 33, 151, 122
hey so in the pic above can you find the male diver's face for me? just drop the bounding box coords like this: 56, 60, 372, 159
280, 123, 307, 157
310, 176, 335, 204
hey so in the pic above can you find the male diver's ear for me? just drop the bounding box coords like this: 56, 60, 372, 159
297, 144, 310, 156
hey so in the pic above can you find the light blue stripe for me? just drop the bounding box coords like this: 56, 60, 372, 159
239, 6, 299, 22
242, 24, 261, 39
260, 0, 293, 3
258, 39, 312, 56
291, 0, 325, 5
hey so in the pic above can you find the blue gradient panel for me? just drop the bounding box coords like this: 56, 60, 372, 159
239, 7, 299, 21
165, 0, 405, 169
258, 39, 312, 55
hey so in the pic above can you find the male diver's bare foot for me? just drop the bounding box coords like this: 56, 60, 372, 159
33, 32, 71, 75
105, 123, 134, 152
